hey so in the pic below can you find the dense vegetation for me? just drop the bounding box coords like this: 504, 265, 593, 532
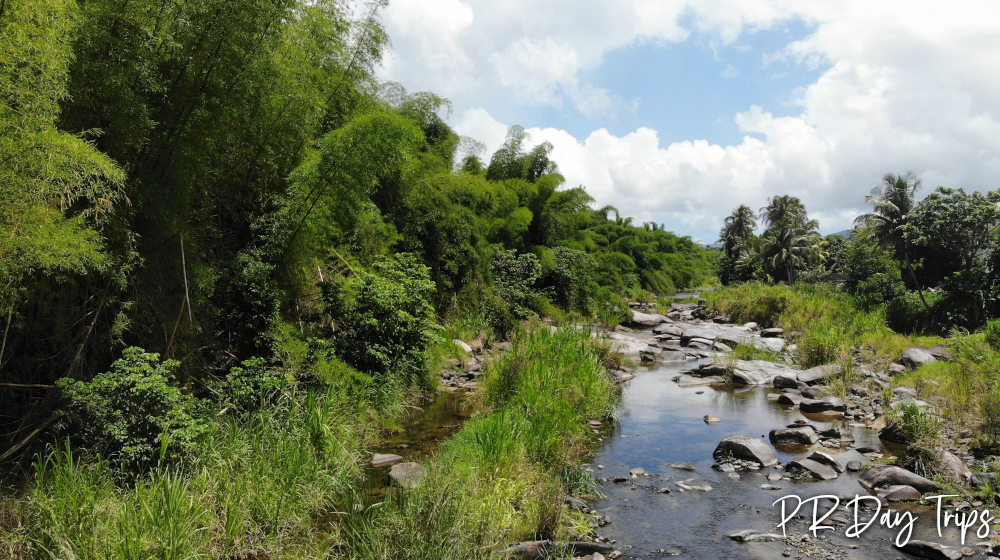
716, 173, 1000, 334
0, 1, 715, 557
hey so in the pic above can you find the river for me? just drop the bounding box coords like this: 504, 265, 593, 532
588, 358, 979, 559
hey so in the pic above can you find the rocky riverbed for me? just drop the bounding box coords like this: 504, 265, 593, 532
563, 302, 999, 560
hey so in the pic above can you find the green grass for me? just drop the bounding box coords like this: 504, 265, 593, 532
340, 323, 620, 560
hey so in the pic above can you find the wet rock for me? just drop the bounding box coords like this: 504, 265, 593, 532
713, 435, 778, 467
703, 414, 722, 425
894, 540, 964, 560
799, 397, 846, 414
797, 363, 841, 385
859, 464, 942, 493
777, 393, 805, 406
629, 467, 648, 477
371, 453, 404, 467
676, 478, 713, 491
789, 458, 838, 480
901, 347, 937, 368
657, 487, 672, 494
936, 450, 973, 483
669, 461, 697, 471
877, 484, 922, 502
674, 374, 726, 387
807, 451, 846, 473
769, 427, 820, 446
761, 484, 783, 490
611, 475, 628, 483
388, 462, 425, 489
846, 460, 863, 472
773, 375, 800, 389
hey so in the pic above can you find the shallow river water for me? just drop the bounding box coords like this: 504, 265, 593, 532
588, 359, 979, 559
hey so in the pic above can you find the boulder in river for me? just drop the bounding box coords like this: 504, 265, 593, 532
788, 458, 838, 480
772, 375, 800, 390
703, 414, 722, 425
799, 396, 846, 413
769, 427, 819, 446
859, 464, 942, 493
713, 435, 778, 467
371, 453, 404, 467
727, 360, 800, 386
676, 478, 713, 491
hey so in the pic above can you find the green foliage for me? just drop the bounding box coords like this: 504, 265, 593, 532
56, 348, 207, 469
322, 253, 438, 386
224, 357, 289, 412
492, 248, 542, 318
543, 247, 599, 313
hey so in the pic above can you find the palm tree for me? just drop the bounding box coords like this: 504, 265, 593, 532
758, 195, 826, 283
718, 204, 757, 260
853, 172, 929, 311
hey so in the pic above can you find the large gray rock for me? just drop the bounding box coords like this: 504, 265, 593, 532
807, 451, 846, 473
674, 374, 726, 387
629, 311, 667, 327
753, 337, 786, 353
859, 464, 942, 493
894, 540, 963, 560
388, 462, 426, 488
900, 347, 937, 368
797, 363, 841, 384
714, 435, 778, 467
777, 393, 805, 406
935, 450, 973, 483
728, 360, 800, 385
769, 427, 820, 446
789, 458, 838, 480
799, 396, 846, 413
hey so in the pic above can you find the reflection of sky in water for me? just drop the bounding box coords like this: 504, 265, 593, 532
589, 360, 975, 559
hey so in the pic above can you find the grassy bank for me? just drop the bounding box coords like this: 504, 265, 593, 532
705, 282, 943, 370
0, 324, 617, 559
340, 324, 619, 559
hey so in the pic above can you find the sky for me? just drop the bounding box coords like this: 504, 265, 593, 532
376, 0, 1000, 244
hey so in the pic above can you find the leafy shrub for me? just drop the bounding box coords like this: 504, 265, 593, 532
56, 347, 207, 469
321, 253, 438, 386
544, 247, 598, 313
224, 357, 289, 412
492, 248, 541, 318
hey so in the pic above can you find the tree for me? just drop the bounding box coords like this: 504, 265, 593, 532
853, 172, 930, 312
759, 196, 823, 283
718, 205, 757, 261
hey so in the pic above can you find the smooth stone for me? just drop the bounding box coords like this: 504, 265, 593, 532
846, 461, 863, 472
797, 363, 841, 385
807, 451, 846, 473
630, 311, 667, 327
789, 458, 838, 480
769, 427, 820, 446
388, 462, 425, 488
799, 396, 847, 413
676, 479, 713, 491
669, 461, 697, 471
859, 464, 942, 493
371, 453, 404, 468
629, 467, 647, 477
878, 484, 922, 502
713, 435, 778, 467
900, 347, 937, 368
703, 414, 722, 425
773, 375, 800, 389
936, 450, 973, 483
729, 530, 783, 542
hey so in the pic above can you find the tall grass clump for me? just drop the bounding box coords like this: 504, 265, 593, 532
341, 324, 619, 560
